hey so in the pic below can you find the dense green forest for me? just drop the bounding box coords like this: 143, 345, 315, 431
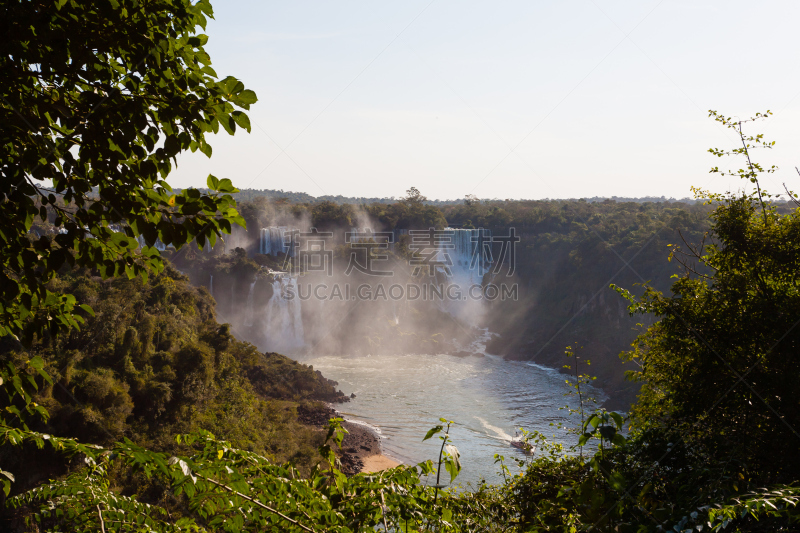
6, 181, 800, 531
0, 266, 348, 493
3, 0, 800, 531
217, 186, 699, 207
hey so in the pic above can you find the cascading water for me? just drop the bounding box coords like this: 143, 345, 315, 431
258, 275, 304, 352
244, 279, 257, 327
209, 275, 213, 296
259, 227, 296, 257
435, 228, 492, 324
440, 228, 492, 280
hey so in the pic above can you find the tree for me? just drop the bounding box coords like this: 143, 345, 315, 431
401, 186, 427, 205
1, 0, 253, 344
393, 187, 446, 229
618, 111, 800, 485
463, 194, 480, 207
311, 200, 354, 230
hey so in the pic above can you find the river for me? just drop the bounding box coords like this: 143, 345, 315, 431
300, 350, 603, 487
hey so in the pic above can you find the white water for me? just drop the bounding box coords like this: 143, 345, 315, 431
435, 228, 493, 324
209, 275, 213, 296
439, 228, 492, 277
474, 416, 514, 442
260, 227, 296, 256
258, 277, 304, 352
301, 350, 603, 487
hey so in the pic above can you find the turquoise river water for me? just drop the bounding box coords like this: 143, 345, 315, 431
300, 351, 603, 487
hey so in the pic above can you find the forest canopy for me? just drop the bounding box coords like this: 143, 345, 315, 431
1, 0, 250, 344
2, 0, 800, 530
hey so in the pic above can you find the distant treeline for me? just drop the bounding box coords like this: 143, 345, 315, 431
176, 187, 708, 207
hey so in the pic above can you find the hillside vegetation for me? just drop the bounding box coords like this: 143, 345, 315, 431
3, 0, 800, 529
1, 266, 348, 496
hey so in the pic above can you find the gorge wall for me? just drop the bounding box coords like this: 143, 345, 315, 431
168, 198, 715, 409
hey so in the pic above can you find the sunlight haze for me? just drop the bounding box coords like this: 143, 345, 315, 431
170, 0, 800, 200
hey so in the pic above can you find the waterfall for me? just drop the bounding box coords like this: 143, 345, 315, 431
443, 228, 492, 278
259, 227, 296, 257
259, 276, 304, 352
244, 279, 257, 327
209, 275, 213, 296
436, 228, 493, 324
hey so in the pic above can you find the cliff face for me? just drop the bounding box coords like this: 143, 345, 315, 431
483, 228, 697, 410
487, 287, 651, 410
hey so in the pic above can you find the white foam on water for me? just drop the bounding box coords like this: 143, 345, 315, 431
475, 416, 513, 442
342, 418, 383, 436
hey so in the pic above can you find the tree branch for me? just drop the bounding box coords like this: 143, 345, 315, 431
195, 473, 317, 533
97, 504, 106, 533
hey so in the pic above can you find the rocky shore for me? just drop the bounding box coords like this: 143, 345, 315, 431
298, 404, 400, 475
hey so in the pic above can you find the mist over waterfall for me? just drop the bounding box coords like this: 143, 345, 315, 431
244, 279, 257, 327
435, 228, 493, 325
260, 276, 304, 353
158, 190, 700, 489
260, 227, 296, 256
177, 220, 506, 359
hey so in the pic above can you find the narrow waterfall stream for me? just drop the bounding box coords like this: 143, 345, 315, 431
244, 279, 257, 327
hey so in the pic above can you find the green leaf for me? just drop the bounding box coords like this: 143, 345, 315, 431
607, 470, 626, 491
231, 111, 251, 133
216, 178, 237, 193
236, 89, 258, 105
444, 444, 461, 482
423, 425, 442, 441
598, 425, 617, 441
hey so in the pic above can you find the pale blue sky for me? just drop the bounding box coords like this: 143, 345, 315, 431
170, 1, 800, 200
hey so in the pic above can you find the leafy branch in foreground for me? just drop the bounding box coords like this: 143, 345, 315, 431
6, 418, 505, 532
561, 343, 598, 460
2, 0, 254, 344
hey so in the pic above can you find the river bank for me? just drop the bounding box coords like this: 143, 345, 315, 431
302, 404, 400, 475
340, 420, 401, 474
300, 352, 590, 486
